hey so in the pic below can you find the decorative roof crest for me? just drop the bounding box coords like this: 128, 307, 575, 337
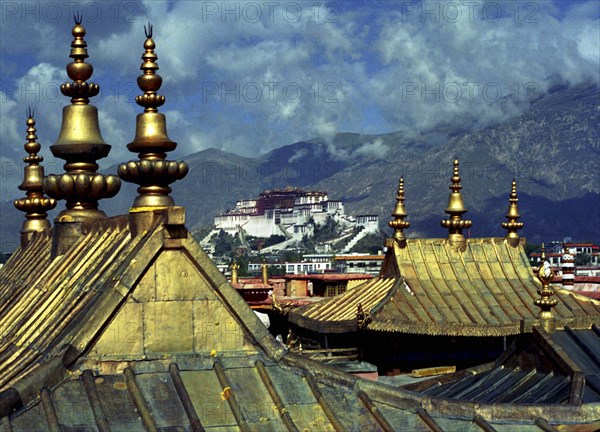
43, 16, 121, 222
534, 243, 557, 332
231, 261, 239, 285
388, 176, 410, 244
440, 159, 471, 250
14, 109, 56, 246
118, 23, 188, 210
502, 179, 524, 247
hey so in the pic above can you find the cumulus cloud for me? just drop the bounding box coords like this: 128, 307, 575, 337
354, 139, 389, 160
0, 0, 598, 199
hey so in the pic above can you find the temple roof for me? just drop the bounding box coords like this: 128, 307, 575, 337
289, 238, 600, 336
3, 211, 591, 430
2, 19, 599, 432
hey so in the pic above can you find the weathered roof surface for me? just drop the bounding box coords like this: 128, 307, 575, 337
404, 324, 600, 411
2, 352, 597, 431
289, 238, 600, 335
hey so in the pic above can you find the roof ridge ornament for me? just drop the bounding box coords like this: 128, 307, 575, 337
502, 179, 523, 247
261, 260, 269, 286
388, 176, 410, 245
534, 243, 557, 332
43, 17, 121, 222
231, 261, 239, 285
118, 23, 188, 211
440, 158, 471, 251
14, 109, 56, 246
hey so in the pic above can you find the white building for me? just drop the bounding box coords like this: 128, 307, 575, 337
215, 188, 346, 238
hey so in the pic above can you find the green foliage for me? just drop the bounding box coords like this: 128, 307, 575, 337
312, 217, 339, 242
524, 243, 539, 256
235, 256, 250, 277
575, 253, 592, 266
349, 232, 386, 254
281, 250, 302, 262
211, 230, 234, 256
191, 225, 215, 243
244, 234, 286, 251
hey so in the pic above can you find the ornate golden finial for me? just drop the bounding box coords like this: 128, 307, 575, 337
230, 261, 239, 285
502, 179, 523, 247
61, 12, 98, 105
388, 176, 410, 243
43, 17, 121, 222
261, 260, 269, 286
118, 23, 188, 210
440, 159, 472, 250
14, 109, 56, 246
535, 243, 557, 332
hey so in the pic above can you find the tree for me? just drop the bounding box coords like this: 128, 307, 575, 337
575, 253, 592, 266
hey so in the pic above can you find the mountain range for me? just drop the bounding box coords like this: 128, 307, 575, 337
1, 83, 598, 253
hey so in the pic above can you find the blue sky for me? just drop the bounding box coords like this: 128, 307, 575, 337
0, 0, 598, 199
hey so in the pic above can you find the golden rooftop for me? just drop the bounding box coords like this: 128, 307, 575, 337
0, 18, 599, 431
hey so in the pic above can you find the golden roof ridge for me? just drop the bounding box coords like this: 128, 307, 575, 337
118, 23, 188, 211
14, 108, 56, 247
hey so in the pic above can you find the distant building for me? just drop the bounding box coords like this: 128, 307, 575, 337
284, 261, 332, 274
334, 253, 385, 275
282, 273, 373, 297
214, 187, 380, 242
215, 187, 345, 237
530, 242, 599, 267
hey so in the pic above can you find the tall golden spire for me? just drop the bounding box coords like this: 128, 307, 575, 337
118, 24, 188, 210
43, 15, 121, 222
388, 176, 410, 243
502, 179, 524, 247
14, 109, 56, 246
534, 243, 557, 332
440, 159, 471, 250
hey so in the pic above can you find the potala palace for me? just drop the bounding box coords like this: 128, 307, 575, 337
214, 187, 379, 241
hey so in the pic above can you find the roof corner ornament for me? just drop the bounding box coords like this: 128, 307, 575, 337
388, 176, 410, 247
272, 293, 294, 316
357, 303, 372, 330
502, 179, 523, 247
534, 243, 557, 332
440, 158, 472, 251
14, 109, 56, 247
118, 23, 188, 211
43, 16, 121, 222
